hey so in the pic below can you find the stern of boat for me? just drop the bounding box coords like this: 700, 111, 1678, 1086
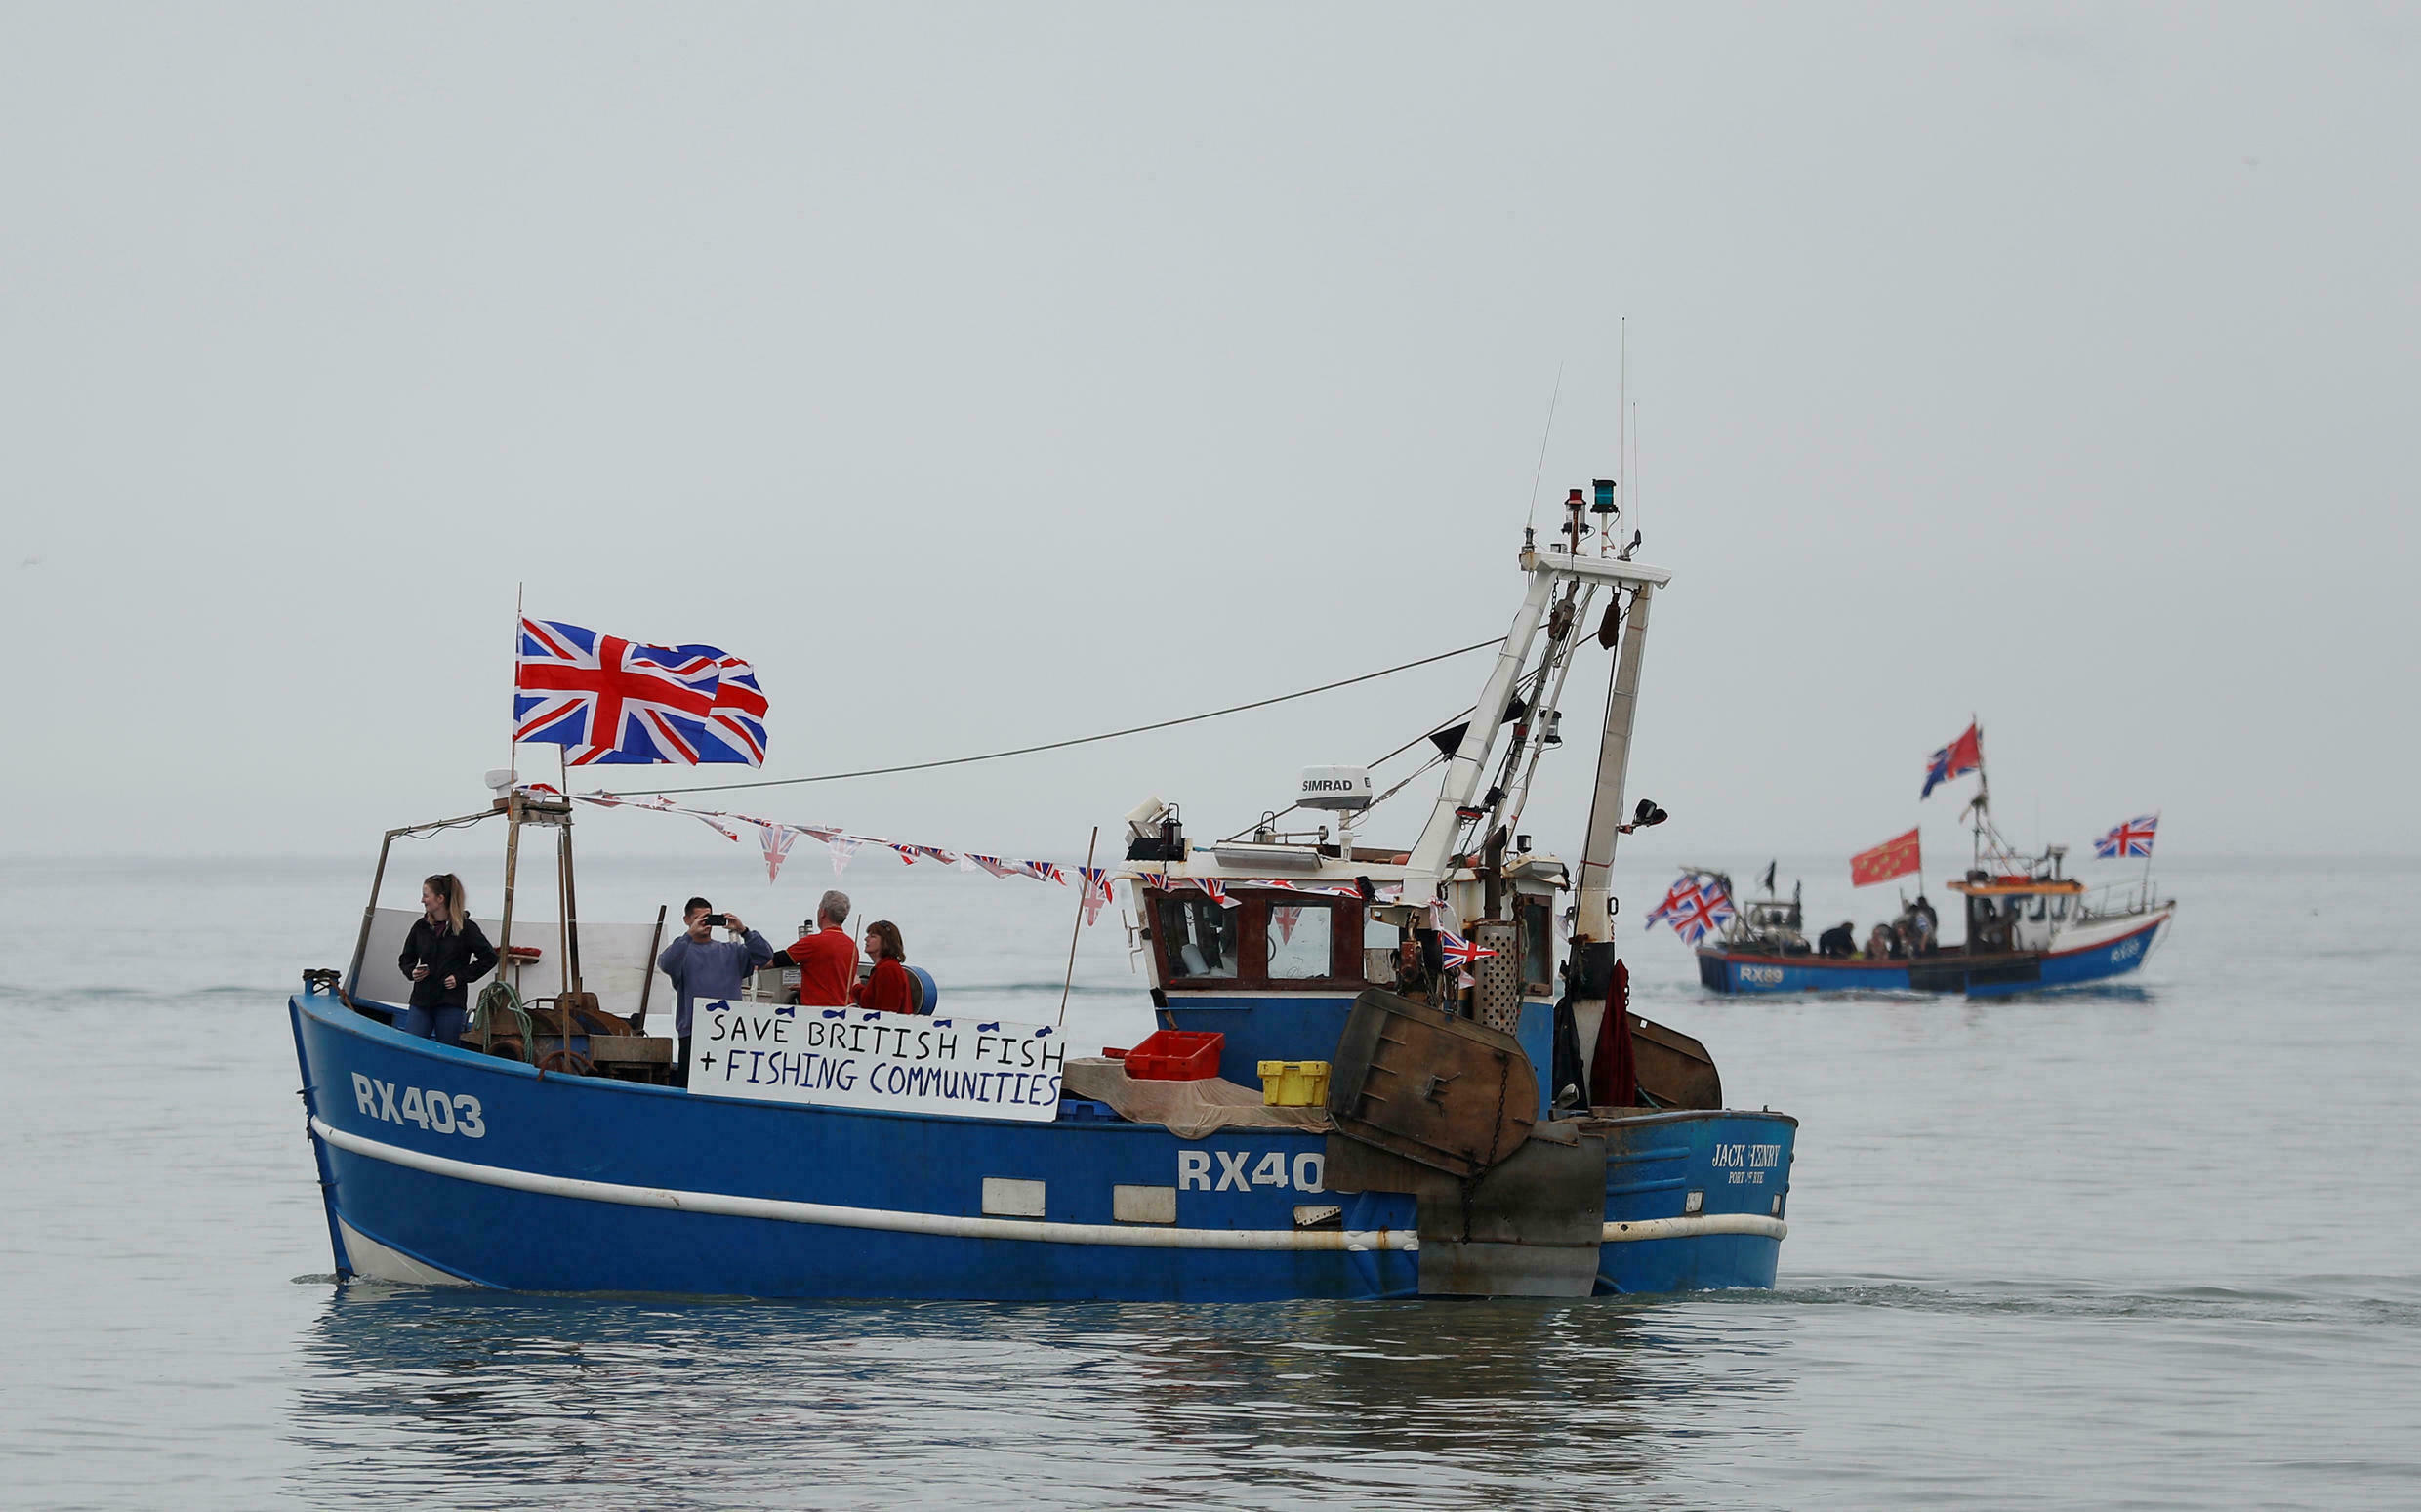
1593, 1108, 1795, 1293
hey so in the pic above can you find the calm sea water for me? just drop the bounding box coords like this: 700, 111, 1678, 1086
3, 853, 2415, 1509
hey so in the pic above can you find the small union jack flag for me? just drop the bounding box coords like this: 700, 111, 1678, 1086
514, 618, 768, 767
2093, 813, 2159, 859
1079, 865, 1114, 925
760, 825, 798, 882
1645, 873, 1736, 945
1438, 929, 1497, 970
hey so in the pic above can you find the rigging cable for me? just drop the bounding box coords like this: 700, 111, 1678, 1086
604, 636, 1507, 799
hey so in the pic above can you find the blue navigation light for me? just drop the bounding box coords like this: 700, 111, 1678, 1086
1591, 478, 1617, 513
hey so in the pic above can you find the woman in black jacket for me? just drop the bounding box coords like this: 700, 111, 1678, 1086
396, 873, 500, 1042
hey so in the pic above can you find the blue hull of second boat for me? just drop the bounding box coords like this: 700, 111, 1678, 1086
1699, 912, 2170, 996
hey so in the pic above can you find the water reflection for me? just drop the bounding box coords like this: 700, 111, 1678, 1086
288, 1285, 1799, 1509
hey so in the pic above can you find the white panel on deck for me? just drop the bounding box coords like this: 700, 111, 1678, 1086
1112, 1185, 1176, 1224
350, 907, 676, 1022
982, 1178, 1046, 1218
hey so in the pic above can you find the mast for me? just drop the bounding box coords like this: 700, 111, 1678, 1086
1403, 546, 1669, 918
1497, 581, 1595, 839
1575, 580, 1656, 940
1498, 488, 1612, 841
1401, 562, 1560, 906
1968, 712, 1990, 869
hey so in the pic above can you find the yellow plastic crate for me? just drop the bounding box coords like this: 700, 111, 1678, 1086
1257, 1059, 1331, 1107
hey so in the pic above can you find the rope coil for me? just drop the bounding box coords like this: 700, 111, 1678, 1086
472, 980, 537, 1064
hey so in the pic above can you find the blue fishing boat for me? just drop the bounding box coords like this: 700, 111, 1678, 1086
1694, 729, 2173, 996
290, 486, 1797, 1299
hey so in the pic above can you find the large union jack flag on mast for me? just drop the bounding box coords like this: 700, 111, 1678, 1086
513, 618, 769, 767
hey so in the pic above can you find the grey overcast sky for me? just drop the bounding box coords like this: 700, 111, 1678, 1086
3, 4, 2414, 874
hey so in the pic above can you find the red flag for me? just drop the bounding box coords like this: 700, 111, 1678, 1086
1851, 828, 1922, 887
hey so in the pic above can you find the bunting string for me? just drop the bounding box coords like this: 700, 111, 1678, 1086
568, 791, 1399, 925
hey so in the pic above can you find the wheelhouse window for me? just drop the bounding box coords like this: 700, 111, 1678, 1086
1157, 895, 1237, 980
2050, 896, 2071, 920
1519, 899, 1553, 988
1364, 913, 1402, 983
1265, 902, 1334, 979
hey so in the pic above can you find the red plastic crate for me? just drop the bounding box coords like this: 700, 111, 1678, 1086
1121, 1029, 1224, 1081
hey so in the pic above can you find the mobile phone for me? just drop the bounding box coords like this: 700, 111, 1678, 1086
703, 914, 728, 928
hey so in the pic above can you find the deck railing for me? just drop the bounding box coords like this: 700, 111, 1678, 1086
2077, 879, 2164, 920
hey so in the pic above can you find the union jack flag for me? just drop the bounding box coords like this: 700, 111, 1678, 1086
1645, 873, 1736, 944
760, 825, 798, 882
826, 836, 862, 875
513, 619, 768, 767
2093, 813, 2159, 859
1079, 865, 1114, 925
1438, 929, 1497, 970
696, 654, 768, 765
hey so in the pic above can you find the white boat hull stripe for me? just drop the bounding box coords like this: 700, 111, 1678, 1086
1602, 1214, 1788, 1242
311, 1119, 1786, 1250
312, 1117, 1416, 1251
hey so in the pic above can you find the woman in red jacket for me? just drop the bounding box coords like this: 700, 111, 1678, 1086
852, 919, 916, 1014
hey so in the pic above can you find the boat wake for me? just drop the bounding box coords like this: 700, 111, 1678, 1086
1740, 1271, 2421, 1327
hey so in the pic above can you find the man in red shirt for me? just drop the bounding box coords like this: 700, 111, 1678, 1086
783, 889, 860, 1006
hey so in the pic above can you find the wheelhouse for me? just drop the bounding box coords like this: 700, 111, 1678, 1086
1122, 846, 1571, 1099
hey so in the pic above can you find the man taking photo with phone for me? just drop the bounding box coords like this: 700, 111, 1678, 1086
655, 897, 776, 1086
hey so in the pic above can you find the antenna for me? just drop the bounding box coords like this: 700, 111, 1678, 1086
508, 581, 524, 782
1525, 362, 1565, 538
1632, 399, 1642, 552
1614, 319, 1625, 555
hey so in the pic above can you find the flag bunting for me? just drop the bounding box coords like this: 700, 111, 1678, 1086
564, 792, 1400, 924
